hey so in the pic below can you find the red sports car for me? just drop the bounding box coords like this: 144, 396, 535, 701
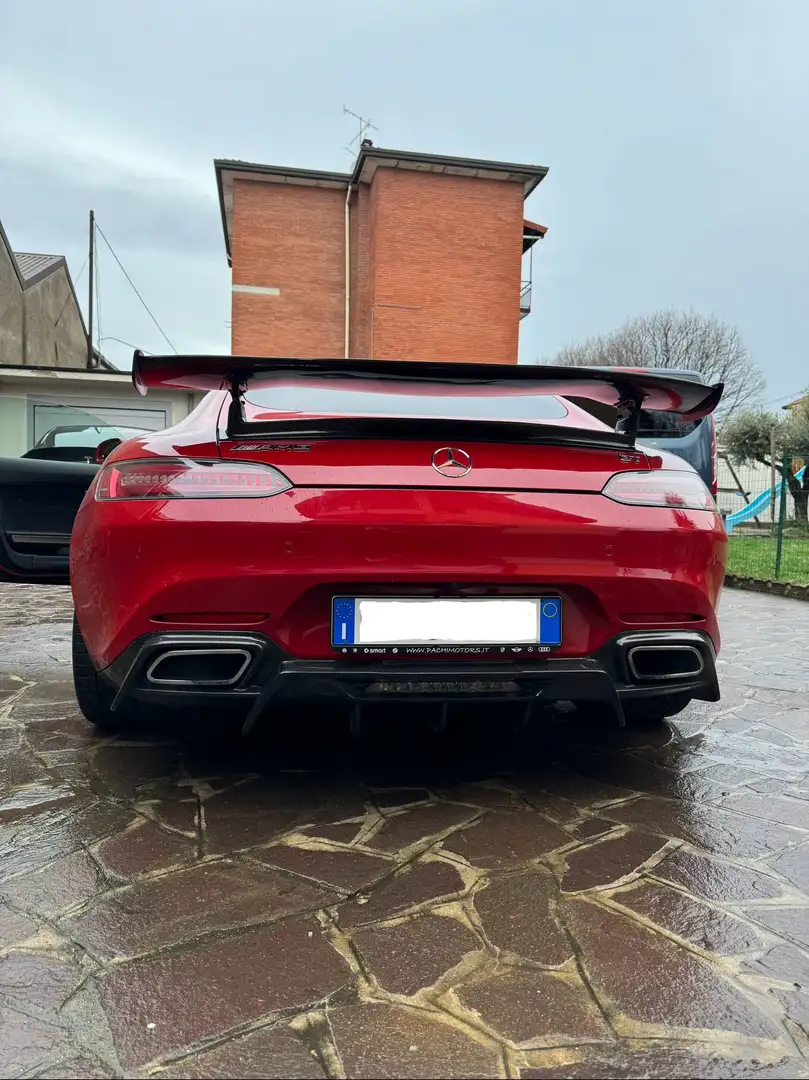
62, 355, 725, 733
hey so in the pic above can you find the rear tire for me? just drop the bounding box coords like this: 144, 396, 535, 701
72, 616, 124, 733
622, 692, 693, 726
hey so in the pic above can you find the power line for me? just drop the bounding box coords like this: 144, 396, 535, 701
760, 388, 807, 408
94, 221, 178, 354
100, 336, 155, 355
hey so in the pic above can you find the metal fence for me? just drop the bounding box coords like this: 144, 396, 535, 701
720, 453, 809, 584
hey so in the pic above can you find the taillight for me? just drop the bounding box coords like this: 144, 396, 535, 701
603, 470, 715, 510
95, 459, 292, 500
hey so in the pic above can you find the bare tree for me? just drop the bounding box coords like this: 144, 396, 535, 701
549, 310, 764, 423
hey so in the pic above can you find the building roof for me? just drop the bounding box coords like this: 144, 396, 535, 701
214, 144, 549, 264
784, 394, 809, 411
0, 363, 130, 381
523, 218, 548, 253
13, 251, 67, 289
350, 143, 548, 195
523, 219, 548, 236
1, 222, 69, 291
215, 157, 350, 186
0, 218, 115, 371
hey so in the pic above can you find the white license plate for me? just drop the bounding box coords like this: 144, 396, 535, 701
331, 597, 562, 648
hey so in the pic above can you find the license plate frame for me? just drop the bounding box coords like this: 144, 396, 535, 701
330, 596, 563, 653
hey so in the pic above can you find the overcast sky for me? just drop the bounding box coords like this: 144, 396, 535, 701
1, 0, 807, 404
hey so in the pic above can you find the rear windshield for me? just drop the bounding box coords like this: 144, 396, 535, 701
245, 383, 569, 424
637, 411, 703, 439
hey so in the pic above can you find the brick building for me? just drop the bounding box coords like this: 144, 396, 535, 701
214, 143, 548, 365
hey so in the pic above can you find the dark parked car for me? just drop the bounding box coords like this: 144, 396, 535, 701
0, 404, 145, 580
24, 415, 146, 463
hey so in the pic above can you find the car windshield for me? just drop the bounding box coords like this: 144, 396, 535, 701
245, 382, 569, 424
46, 425, 145, 447
31, 403, 147, 450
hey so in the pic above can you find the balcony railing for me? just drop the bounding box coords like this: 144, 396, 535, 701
519, 280, 532, 319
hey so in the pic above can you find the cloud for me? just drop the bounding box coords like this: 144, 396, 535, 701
0, 70, 214, 205
0, 158, 221, 258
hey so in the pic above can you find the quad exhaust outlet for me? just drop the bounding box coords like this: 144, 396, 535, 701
145, 647, 253, 687
624, 641, 705, 683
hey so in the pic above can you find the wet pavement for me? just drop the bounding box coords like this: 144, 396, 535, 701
1, 585, 809, 1079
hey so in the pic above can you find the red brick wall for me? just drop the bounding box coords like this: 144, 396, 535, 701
367, 169, 523, 364
230, 179, 345, 357
229, 169, 525, 364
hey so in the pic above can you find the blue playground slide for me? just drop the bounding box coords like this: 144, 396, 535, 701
725, 465, 806, 534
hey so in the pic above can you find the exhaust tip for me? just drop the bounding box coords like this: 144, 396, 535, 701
627, 645, 704, 682
145, 648, 252, 687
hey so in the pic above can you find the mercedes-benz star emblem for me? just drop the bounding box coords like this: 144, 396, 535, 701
431, 447, 472, 478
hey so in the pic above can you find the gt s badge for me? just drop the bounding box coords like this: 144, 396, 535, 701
230, 444, 310, 452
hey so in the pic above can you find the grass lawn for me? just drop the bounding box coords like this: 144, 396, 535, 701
727, 536, 809, 584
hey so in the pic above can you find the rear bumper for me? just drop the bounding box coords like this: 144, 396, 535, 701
71, 489, 726, 670
99, 627, 719, 729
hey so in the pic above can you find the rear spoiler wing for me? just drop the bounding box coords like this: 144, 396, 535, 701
132, 352, 723, 444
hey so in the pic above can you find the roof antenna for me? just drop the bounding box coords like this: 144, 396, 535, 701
343, 105, 379, 161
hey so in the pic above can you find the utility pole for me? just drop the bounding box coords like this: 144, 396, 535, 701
87, 210, 95, 369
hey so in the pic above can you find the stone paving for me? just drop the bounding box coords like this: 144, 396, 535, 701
1, 584, 809, 1078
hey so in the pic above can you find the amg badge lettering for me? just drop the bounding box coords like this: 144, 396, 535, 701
230, 444, 311, 452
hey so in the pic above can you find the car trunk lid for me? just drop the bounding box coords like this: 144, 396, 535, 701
216, 435, 651, 491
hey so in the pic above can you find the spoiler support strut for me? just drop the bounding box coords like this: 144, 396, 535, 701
227, 380, 246, 434
614, 389, 644, 442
